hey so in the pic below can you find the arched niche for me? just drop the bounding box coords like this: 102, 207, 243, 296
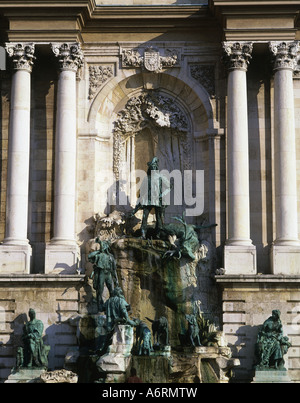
88, 71, 214, 138
88, 71, 214, 221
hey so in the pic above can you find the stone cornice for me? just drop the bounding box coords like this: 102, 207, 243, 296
211, 0, 300, 6
210, 0, 300, 41
215, 274, 300, 285
0, 1, 215, 41
0, 1, 207, 18
0, 273, 85, 285
81, 3, 214, 33
0, 1, 298, 41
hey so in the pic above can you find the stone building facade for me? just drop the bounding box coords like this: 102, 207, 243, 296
0, 0, 300, 383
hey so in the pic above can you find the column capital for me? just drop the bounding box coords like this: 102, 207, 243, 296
5, 43, 35, 73
51, 42, 84, 73
222, 41, 253, 72
269, 41, 300, 72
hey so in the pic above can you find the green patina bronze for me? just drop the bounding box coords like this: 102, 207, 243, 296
17, 308, 50, 369
161, 213, 216, 261
104, 286, 136, 332
130, 156, 172, 239
255, 309, 291, 370
88, 238, 119, 311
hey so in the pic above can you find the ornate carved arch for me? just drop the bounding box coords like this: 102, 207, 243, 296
112, 90, 192, 180
87, 71, 215, 135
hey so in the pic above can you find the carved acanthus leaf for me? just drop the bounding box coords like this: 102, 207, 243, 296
5, 43, 36, 72
222, 41, 253, 71
51, 43, 84, 72
269, 41, 300, 71
89, 65, 114, 99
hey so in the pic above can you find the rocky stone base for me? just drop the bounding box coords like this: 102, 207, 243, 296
5, 368, 46, 383
40, 369, 78, 383
119, 345, 239, 383
96, 325, 134, 383
169, 347, 239, 383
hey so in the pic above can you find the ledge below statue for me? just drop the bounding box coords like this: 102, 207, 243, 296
5, 367, 46, 383
252, 369, 292, 383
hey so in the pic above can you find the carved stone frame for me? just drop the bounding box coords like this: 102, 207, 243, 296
112, 91, 192, 180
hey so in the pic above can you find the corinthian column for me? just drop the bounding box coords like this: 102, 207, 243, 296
270, 41, 300, 274
0, 43, 35, 273
222, 42, 257, 274
45, 43, 83, 274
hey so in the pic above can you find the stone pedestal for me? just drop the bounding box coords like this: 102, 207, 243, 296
0, 244, 31, 273
271, 244, 300, 275
96, 325, 134, 383
45, 243, 79, 274
5, 368, 46, 383
252, 369, 292, 383
224, 245, 257, 275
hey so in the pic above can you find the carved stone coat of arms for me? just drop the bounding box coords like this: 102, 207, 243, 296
144, 49, 161, 72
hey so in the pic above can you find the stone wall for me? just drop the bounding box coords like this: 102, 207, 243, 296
216, 275, 300, 383
1, 274, 300, 383
0, 275, 86, 383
